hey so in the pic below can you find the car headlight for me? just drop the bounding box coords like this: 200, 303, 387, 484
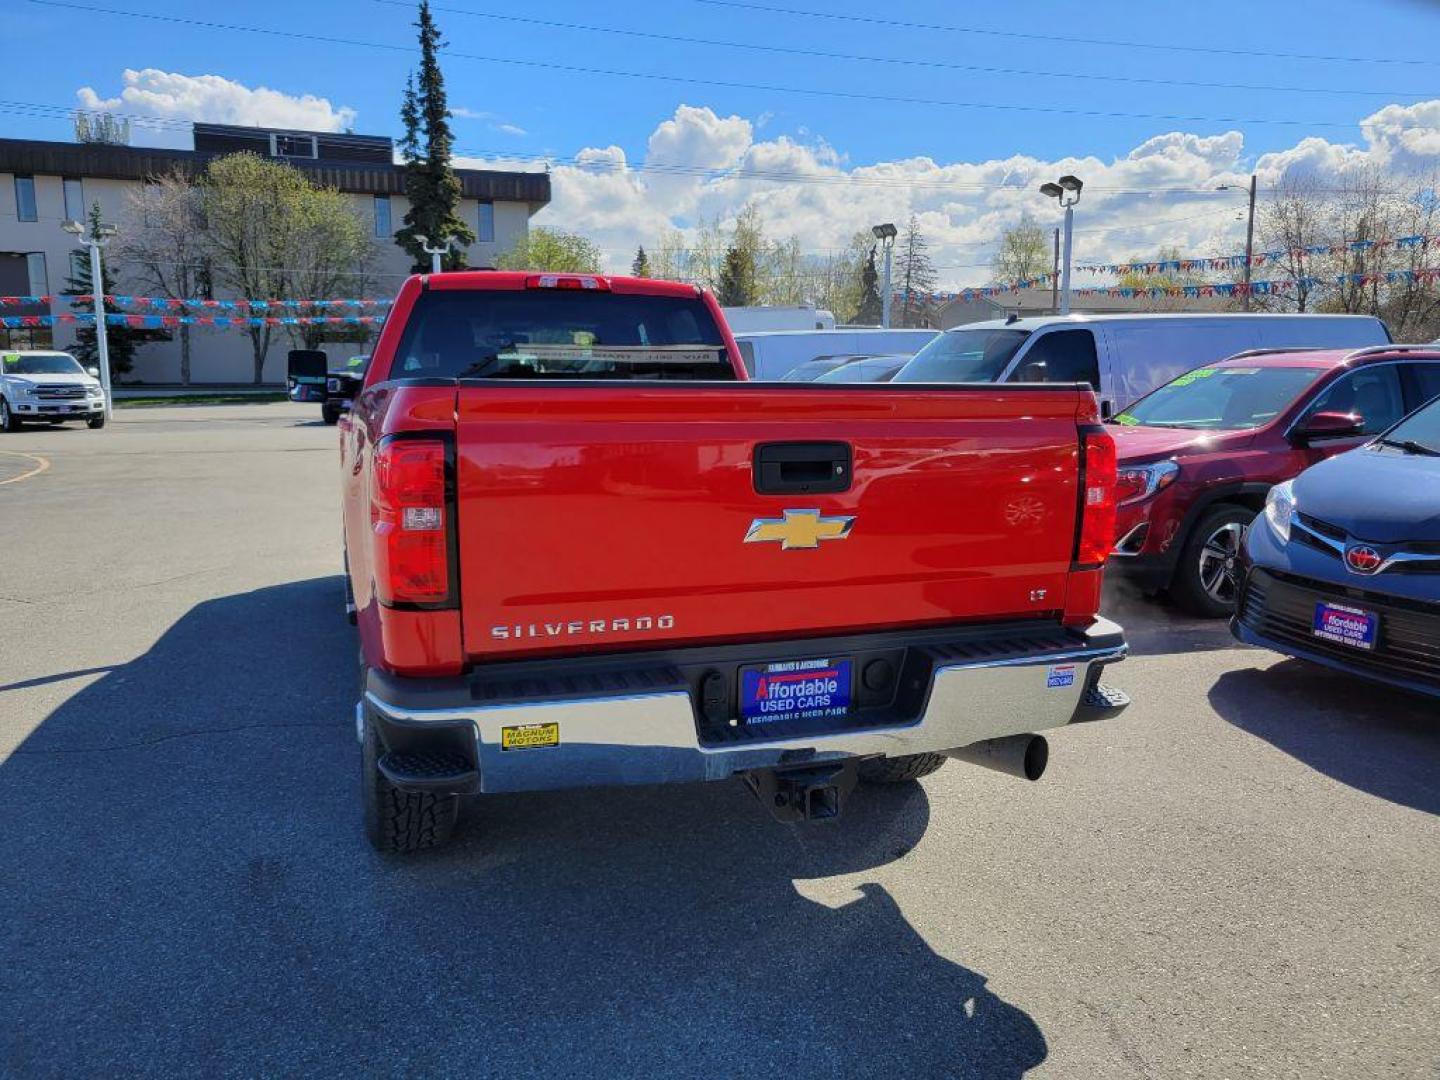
13, 383, 37, 399
88, 386, 105, 397
1114, 460, 1179, 505
326, 377, 341, 393
1264, 480, 1295, 543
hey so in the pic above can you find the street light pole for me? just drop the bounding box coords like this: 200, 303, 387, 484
1243, 173, 1257, 312
416, 235, 451, 275
62, 217, 117, 419
1039, 175, 1083, 316
871, 223, 897, 329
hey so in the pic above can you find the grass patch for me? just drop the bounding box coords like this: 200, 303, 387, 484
115, 393, 290, 408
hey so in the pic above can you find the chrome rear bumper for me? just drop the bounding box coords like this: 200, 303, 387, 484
362, 618, 1129, 795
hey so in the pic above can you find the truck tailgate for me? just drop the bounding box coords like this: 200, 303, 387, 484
456, 384, 1088, 659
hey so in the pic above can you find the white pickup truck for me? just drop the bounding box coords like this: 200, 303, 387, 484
1, 351, 107, 432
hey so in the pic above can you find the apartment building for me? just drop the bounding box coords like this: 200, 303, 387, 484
0, 122, 551, 383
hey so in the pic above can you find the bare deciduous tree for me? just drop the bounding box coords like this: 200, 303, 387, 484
992, 215, 1051, 287
117, 169, 208, 384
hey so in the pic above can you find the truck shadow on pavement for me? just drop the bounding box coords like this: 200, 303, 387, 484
1, 578, 1048, 1078
1209, 660, 1440, 816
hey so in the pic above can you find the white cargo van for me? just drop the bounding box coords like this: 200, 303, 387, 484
893, 313, 1390, 415
736, 328, 939, 380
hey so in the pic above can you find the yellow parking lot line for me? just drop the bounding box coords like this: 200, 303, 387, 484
0, 451, 50, 486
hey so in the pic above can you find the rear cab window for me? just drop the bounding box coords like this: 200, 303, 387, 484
391, 289, 736, 381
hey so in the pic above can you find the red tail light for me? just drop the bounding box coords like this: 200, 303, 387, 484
1075, 427, 1118, 568
371, 438, 450, 604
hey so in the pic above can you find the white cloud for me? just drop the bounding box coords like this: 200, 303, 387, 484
452, 105, 527, 137
76, 69, 357, 147
460, 100, 1440, 287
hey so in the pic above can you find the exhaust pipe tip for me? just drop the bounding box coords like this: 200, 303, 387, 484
945, 733, 1048, 782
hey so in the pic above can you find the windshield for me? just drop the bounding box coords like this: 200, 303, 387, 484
780, 356, 852, 382
891, 329, 1030, 383
3, 353, 85, 376
815, 357, 906, 383
393, 290, 734, 380
1114, 365, 1326, 430
1379, 395, 1440, 453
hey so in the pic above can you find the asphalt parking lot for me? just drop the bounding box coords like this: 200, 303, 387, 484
2, 403, 1437, 1079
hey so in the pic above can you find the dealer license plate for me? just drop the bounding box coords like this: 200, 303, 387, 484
739, 657, 852, 725
1312, 602, 1378, 651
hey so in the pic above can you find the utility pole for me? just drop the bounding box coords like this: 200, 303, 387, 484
1243, 173, 1257, 312
1051, 228, 1060, 315
62, 215, 117, 419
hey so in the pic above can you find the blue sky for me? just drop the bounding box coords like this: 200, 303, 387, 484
6, 0, 1440, 282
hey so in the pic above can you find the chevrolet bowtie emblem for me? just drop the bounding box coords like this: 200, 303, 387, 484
744, 509, 855, 550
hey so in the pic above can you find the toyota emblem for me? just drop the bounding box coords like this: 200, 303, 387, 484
1344, 544, 1382, 575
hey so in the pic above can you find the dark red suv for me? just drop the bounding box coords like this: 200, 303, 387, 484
1107, 344, 1440, 616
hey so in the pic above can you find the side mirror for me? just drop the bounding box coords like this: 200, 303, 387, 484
86, 366, 100, 377
1293, 410, 1364, 442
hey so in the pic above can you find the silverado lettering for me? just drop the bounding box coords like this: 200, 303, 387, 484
492, 615, 677, 640
341, 270, 1132, 853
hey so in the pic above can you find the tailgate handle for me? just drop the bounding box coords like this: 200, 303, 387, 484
753, 441, 852, 494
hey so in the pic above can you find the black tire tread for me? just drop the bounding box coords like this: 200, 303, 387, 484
859, 752, 947, 784
361, 717, 458, 853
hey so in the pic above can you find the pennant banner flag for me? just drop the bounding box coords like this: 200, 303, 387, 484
1, 314, 386, 330
900, 267, 1440, 306
1074, 234, 1438, 278
69, 295, 395, 311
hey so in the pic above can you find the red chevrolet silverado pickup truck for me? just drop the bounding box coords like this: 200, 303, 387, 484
341, 271, 1130, 852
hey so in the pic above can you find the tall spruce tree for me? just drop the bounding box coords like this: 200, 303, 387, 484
395, 2, 475, 272
717, 245, 755, 306
65, 201, 168, 377
631, 245, 650, 278
894, 214, 937, 328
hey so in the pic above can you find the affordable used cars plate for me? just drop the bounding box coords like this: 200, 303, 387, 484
739, 657, 852, 725
1312, 601, 1378, 651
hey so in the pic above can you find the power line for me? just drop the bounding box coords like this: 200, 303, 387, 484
384, 0, 1436, 99
693, 0, 1440, 68
23, 0, 1372, 129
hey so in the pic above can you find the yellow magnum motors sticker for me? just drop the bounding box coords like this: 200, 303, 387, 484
500, 722, 560, 751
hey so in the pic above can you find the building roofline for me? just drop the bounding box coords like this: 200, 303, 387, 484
0, 136, 551, 204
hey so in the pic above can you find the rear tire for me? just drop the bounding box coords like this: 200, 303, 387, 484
360, 709, 460, 854
0, 399, 22, 432
321, 401, 341, 425
1171, 504, 1254, 618
86, 416, 106, 430
859, 753, 947, 784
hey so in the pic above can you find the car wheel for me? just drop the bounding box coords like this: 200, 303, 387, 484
0, 399, 21, 432
86, 416, 106, 430
321, 401, 341, 425
1171, 504, 1254, 618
